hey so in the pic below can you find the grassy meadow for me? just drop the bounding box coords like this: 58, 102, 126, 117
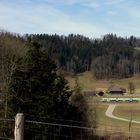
90, 101, 140, 136
114, 104, 140, 121
65, 71, 140, 94
66, 71, 140, 136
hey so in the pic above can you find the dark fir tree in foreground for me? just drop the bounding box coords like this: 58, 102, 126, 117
9, 41, 70, 118
7, 40, 94, 139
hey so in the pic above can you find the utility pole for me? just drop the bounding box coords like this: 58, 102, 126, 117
15, 113, 24, 140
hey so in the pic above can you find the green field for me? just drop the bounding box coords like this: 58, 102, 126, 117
91, 100, 140, 127
93, 101, 140, 136
66, 71, 140, 94
114, 104, 140, 121
66, 72, 140, 136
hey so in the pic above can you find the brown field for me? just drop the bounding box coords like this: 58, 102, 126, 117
89, 98, 140, 137
114, 103, 140, 121
65, 71, 140, 94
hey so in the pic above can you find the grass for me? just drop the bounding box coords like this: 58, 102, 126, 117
66, 71, 140, 136
135, 47, 140, 52
114, 103, 140, 121
65, 71, 140, 94
93, 101, 140, 136
94, 102, 134, 128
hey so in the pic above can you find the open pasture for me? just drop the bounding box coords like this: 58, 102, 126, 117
114, 103, 140, 122
66, 71, 140, 94
89, 98, 140, 136
66, 72, 140, 136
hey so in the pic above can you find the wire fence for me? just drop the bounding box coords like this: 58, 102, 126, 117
25, 120, 96, 140
0, 118, 14, 140
24, 120, 140, 140
0, 116, 140, 140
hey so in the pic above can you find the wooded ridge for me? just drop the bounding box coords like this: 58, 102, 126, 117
1, 32, 140, 79
30, 33, 140, 79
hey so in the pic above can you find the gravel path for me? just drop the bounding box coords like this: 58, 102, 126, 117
105, 104, 140, 124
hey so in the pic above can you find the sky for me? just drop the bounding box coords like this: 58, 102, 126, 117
0, 0, 140, 38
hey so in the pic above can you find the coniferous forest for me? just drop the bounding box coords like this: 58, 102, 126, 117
31, 33, 140, 79
1, 32, 140, 80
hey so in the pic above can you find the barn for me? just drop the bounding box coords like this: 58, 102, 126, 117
107, 85, 126, 95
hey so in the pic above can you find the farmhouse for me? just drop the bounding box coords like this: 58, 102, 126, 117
107, 85, 126, 95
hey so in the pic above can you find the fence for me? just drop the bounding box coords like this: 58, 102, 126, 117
0, 118, 14, 140
1, 114, 140, 140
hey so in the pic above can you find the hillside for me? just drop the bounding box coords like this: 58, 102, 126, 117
0, 32, 140, 93
65, 71, 140, 94
32, 34, 140, 79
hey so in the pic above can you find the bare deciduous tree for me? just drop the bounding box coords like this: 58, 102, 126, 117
128, 82, 135, 94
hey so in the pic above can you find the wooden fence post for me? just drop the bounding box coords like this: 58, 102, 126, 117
14, 113, 24, 140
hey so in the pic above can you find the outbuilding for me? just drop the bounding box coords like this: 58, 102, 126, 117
107, 85, 126, 95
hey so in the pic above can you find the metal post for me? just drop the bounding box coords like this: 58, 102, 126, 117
14, 113, 24, 140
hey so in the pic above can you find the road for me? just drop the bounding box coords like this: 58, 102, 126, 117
105, 104, 140, 124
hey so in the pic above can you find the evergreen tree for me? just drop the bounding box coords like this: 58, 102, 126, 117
8, 41, 74, 139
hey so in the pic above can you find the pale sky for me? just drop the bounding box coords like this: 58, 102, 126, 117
0, 0, 140, 38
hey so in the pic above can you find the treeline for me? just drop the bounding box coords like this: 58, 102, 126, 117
30, 33, 140, 79
1, 32, 140, 80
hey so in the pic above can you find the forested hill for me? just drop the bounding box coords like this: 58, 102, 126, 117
30, 33, 140, 79
1, 32, 140, 79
